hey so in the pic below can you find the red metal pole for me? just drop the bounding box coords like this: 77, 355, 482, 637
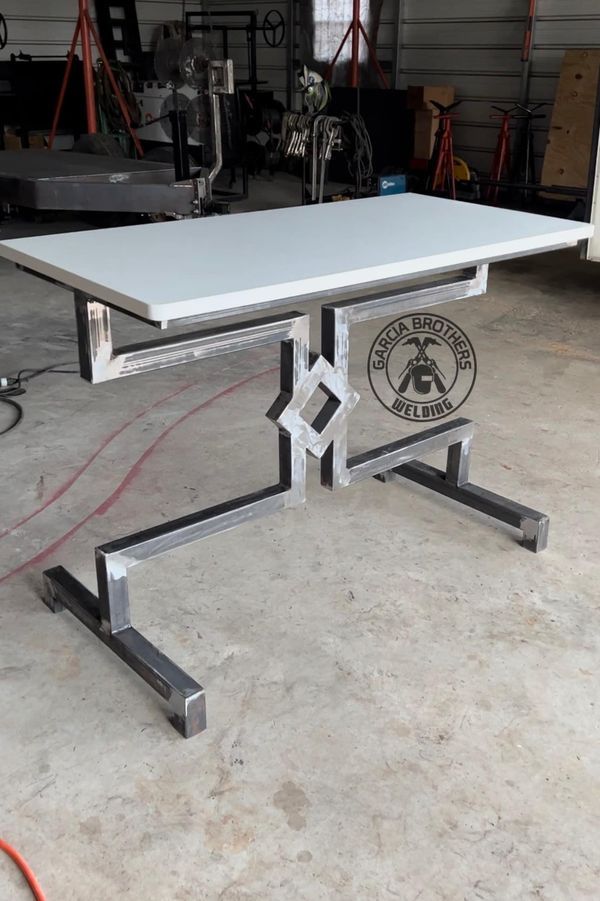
522, 0, 536, 62
48, 18, 81, 148
447, 123, 456, 199
349, 0, 360, 87
79, 0, 97, 132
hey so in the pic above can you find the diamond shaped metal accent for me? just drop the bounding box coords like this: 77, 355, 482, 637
267, 354, 359, 459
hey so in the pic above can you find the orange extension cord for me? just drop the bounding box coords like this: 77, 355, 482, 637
0, 839, 46, 901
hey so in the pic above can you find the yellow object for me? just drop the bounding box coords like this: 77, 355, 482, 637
453, 156, 470, 181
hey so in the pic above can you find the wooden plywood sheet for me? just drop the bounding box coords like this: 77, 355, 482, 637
541, 49, 600, 194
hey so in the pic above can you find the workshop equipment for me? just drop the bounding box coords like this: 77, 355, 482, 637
281, 112, 312, 159
341, 111, 373, 196
48, 0, 143, 155
486, 106, 516, 203
510, 102, 547, 200
0, 150, 193, 214
0, 51, 234, 216
135, 36, 234, 197
0, 195, 591, 737
407, 86, 455, 111
185, 9, 285, 93
378, 174, 406, 196
183, 8, 284, 184
0, 55, 87, 149
94, 0, 143, 71
328, 87, 413, 180
310, 115, 343, 202
299, 67, 331, 115
135, 83, 198, 146
325, 0, 389, 89
408, 86, 456, 161
428, 100, 461, 199
282, 111, 342, 203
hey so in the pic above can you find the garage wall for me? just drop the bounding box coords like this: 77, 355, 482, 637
4, 0, 600, 166
394, 0, 600, 176
0, 1, 290, 103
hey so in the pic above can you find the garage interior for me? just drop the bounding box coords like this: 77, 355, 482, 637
0, 2, 598, 900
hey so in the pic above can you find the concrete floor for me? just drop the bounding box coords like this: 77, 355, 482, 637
0, 181, 599, 900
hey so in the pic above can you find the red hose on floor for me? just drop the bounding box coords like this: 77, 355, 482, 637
0, 839, 46, 901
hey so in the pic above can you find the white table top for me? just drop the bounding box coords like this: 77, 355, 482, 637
0, 194, 592, 323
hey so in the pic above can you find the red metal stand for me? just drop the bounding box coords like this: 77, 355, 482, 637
430, 101, 460, 200
49, 0, 143, 155
325, 0, 389, 88
486, 105, 515, 203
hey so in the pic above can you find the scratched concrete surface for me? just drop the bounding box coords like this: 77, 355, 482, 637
0, 181, 599, 901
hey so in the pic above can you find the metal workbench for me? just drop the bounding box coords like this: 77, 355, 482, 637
0, 149, 201, 215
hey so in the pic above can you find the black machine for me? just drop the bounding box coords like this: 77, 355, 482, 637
0, 55, 87, 149
327, 87, 413, 183
185, 9, 285, 92
184, 9, 286, 178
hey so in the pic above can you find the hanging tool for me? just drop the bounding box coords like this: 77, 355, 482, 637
282, 112, 342, 203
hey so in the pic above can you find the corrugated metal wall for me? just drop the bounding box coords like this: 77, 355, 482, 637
2, 0, 600, 172
395, 0, 600, 176
0, 1, 290, 103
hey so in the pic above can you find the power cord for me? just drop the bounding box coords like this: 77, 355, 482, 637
0, 837, 46, 900
341, 112, 373, 192
0, 362, 78, 437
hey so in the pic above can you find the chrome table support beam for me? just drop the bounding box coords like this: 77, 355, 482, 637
74, 292, 310, 384
43, 265, 549, 738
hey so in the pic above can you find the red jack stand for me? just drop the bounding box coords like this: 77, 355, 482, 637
325, 0, 389, 88
49, 0, 143, 155
429, 100, 461, 200
486, 105, 515, 203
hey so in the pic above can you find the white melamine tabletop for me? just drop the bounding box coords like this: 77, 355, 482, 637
0, 194, 592, 323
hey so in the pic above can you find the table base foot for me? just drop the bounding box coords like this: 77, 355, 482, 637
378, 461, 549, 553
42, 566, 207, 737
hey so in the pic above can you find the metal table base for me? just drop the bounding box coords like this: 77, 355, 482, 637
42, 265, 549, 738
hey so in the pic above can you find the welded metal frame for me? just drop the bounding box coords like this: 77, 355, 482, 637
320, 266, 488, 488
319, 264, 548, 552
43, 266, 549, 738
45, 308, 312, 737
